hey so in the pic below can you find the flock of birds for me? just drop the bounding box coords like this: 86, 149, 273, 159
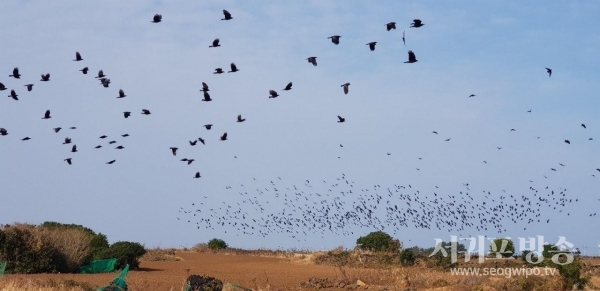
1, 8, 598, 243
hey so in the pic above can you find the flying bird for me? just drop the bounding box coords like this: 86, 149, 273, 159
402, 30, 406, 46
228, 63, 239, 73
269, 90, 279, 98
410, 19, 424, 28
341, 83, 350, 94
0, 82, 6, 91
95, 70, 105, 78
53, 127, 61, 133
80, 67, 89, 74
209, 38, 220, 48
198, 137, 205, 145
106, 160, 116, 164
306, 57, 317, 66
152, 14, 162, 23
194, 172, 201, 178
9, 67, 21, 79
404, 51, 417, 63
283, 82, 293, 91
337, 116, 345, 123
74, 52, 83, 61
141, 109, 151, 115
40, 73, 50, 81
170, 147, 178, 156
115, 146, 125, 149
117, 89, 126, 98
204, 124, 213, 130
121, 134, 129, 137
237, 114, 246, 122
581, 124, 586, 129
42, 110, 51, 119
24, 84, 33, 91
0, 128, 7, 136
99, 135, 107, 139
21, 137, 31, 141
64, 158, 72, 165
8, 90, 18, 100
546, 68, 552, 77
123, 111, 131, 118
220, 132, 228, 141
214, 68, 224, 74
71, 145, 78, 152
222, 10, 232, 20
328, 35, 341, 45
469, 94, 476, 98
189, 140, 197, 146
366, 42, 377, 51
200, 82, 209, 92
564, 140, 570, 144
95, 145, 102, 149
386, 22, 396, 31
63, 137, 71, 144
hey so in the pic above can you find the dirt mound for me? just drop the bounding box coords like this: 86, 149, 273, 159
300, 277, 346, 289
187, 274, 223, 291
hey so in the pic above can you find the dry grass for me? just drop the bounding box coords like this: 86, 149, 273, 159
0, 278, 95, 291
140, 248, 181, 262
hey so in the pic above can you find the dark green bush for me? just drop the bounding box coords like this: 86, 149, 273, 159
399, 249, 416, 266
489, 237, 515, 258
98, 241, 146, 270
207, 238, 228, 251
356, 231, 400, 252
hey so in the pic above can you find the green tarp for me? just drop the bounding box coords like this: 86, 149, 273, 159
0, 261, 6, 277
97, 264, 129, 291
79, 258, 117, 274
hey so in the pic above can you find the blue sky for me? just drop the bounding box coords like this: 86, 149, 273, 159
0, 1, 599, 253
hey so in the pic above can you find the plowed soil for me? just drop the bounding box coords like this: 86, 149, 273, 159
2, 252, 339, 290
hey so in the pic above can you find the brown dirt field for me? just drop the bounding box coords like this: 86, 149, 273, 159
2, 252, 342, 290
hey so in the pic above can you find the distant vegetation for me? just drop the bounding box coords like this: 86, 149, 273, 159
207, 238, 228, 251
0, 222, 146, 273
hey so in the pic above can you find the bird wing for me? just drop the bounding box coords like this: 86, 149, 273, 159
213, 38, 219, 46
223, 10, 231, 18
408, 50, 416, 61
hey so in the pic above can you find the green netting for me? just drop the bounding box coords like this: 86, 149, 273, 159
97, 264, 129, 291
0, 261, 6, 277
79, 258, 117, 274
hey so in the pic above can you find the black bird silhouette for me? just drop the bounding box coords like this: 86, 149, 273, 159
220, 132, 228, 141
0, 128, 7, 136
24, 84, 33, 91
228, 63, 238, 73
0, 82, 6, 91
123, 111, 131, 118
222, 10, 232, 20
40, 73, 50, 81
402, 30, 406, 46
328, 35, 341, 45
214, 68, 224, 74
115, 145, 125, 149
96, 70, 105, 78
99, 78, 111, 87
71, 145, 77, 152
202, 91, 212, 101
432, 131, 438, 134
95, 145, 102, 149
121, 134, 129, 137
42, 110, 51, 119
141, 109, 151, 115
581, 124, 586, 129
194, 172, 201, 178
8, 90, 18, 100
283, 82, 293, 91
198, 137, 205, 145
386, 22, 396, 31
405, 51, 417, 63
446, 138, 452, 142
209, 38, 220, 48
527, 109, 532, 113
99, 135, 107, 139
64, 158, 72, 165
170, 147, 178, 156
237, 114, 246, 122
469, 94, 476, 98
63, 137, 71, 144
189, 140, 198, 146
366, 42, 377, 51
108, 141, 116, 144
410, 19, 424, 28
117, 89, 126, 98
269, 90, 279, 98
564, 139, 570, 144
106, 160, 116, 164
21, 137, 31, 141
74, 52, 83, 61
152, 14, 162, 23
306, 57, 317, 66
80, 67, 89, 74
341, 83, 350, 94
204, 124, 213, 130
200, 82, 209, 92
337, 116, 345, 123
53, 127, 61, 133
546, 68, 552, 77
9, 67, 20, 79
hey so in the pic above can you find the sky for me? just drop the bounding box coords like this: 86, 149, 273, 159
0, 1, 599, 255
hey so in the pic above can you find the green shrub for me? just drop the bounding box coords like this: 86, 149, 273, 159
356, 231, 400, 252
89, 233, 109, 259
98, 241, 146, 270
0, 224, 60, 274
489, 237, 515, 258
207, 238, 228, 251
399, 249, 416, 266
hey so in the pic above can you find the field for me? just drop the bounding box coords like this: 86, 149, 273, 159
1, 250, 600, 291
